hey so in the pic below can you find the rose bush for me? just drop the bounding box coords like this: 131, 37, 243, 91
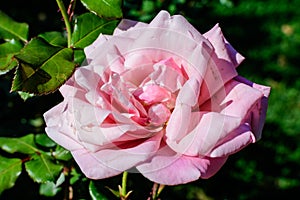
44, 10, 270, 185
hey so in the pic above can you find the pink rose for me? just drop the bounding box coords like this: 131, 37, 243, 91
44, 11, 270, 185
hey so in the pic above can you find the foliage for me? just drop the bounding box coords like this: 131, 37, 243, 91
0, 134, 71, 196
0, 0, 122, 199
0, 0, 121, 98
0, 0, 299, 199
0, 156, 22, 194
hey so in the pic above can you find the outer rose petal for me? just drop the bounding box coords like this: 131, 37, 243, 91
199, 24, 241, 105
114, 19, 147, 35
197, 156, 228, 179
209, 124, 255, 157
85, 34, 110, 63
220, 80, 264, 119
203, 23, 245, 68
235, 76, 271, 139
201, 77, 269, 139
44, 101, 82, 151
148, 11, 206, 43
167, 112, 242, 156
136, 146, 206, 185
72, 131, 164, 179
136, 146, 228, 185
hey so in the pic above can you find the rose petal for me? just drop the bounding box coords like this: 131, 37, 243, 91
204, 23, 245, 68
197, 24, 243, 105
198, 156, 228, 179
115, 22, 213, 81
72, 131, 164, 179
150, 58, 186, 92
198, 54, 238, 105
74, 66, 101, 92
71, 148, 123, 179
220, 80, 264, 118
137, 145, 227, 185
200, 78, 267, 125
101, 73, 143, 117
114, 19, 147, 35
85, 34, 110, 62
44, 101, 82, 151
136, 146, 207, 185
176, 77, 200, 106
235, 76, 271, 138
86, 35, 135, 74
122, 54, 155, 86
77, 124, 139, 152
58, 84, 76, 98
149, 11, 205, 43
166, 103, 191, 141
165, 78, 200, 141
210, 123, 255, 157
138, 85, 171, 105
148, 103, 171, 126
167, 112, 242, 156
85, 11, 215, 84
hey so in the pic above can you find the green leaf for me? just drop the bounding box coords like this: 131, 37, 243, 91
39, 173, 64, 197
35, 133, 56, 148
89, 181, 109, 200
39, 181, 62, 197
0, 11, 29, 42
11, 37, 77, 95
80, 0, 123, 19
72, 13, 119, 48
55, 172, 66, 186
25, 153, 63, 183
70, 168, 81, 185
18, 91, 34, 101
0, 39, 23, 75
39, 31, 67, 47
0, 156, 22, 195
0, 134, 39, 154
74, 49, 85, 65
52, 145, 72, 161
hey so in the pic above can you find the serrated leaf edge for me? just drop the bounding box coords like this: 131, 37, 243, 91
11, 37, 77, 95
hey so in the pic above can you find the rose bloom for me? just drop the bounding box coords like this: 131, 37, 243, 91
44, 11, 270, 185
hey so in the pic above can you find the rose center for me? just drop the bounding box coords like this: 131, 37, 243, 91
133, 85, 173, 126
147, 103, 171, 126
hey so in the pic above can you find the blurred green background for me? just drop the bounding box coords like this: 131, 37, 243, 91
1, 0, 300, 199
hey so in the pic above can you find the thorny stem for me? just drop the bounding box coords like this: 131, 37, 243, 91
56, 0, 72, 47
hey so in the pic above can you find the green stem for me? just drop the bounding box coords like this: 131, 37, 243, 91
121, 171, 128, 198
56, 0, 72, 47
